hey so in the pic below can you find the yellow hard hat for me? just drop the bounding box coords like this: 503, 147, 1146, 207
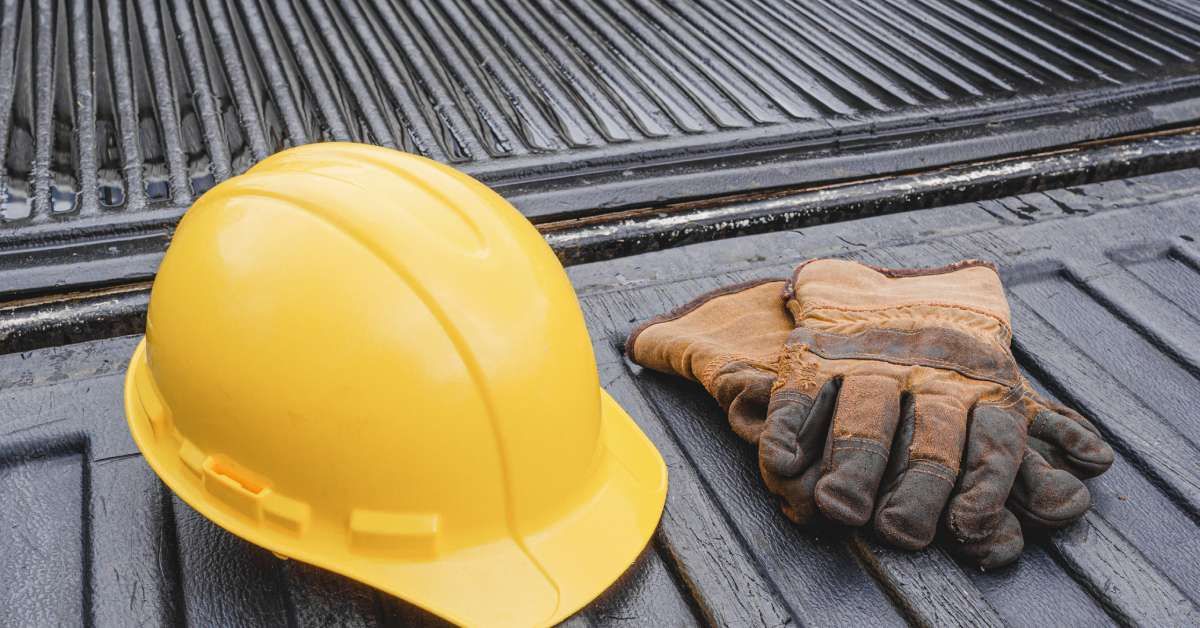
124, 143, 667, 627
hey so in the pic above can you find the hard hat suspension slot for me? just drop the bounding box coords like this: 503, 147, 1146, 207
206, 456, 267, 495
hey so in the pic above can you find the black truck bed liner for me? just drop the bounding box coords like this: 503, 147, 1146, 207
2, 167, 1199, 626
4, 0, 1200, 238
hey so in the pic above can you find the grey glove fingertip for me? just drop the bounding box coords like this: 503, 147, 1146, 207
946, 406, 1026, 543
1030, 409, 1114, 477
875, 399, 943, 550
949, 509, 1024, 570
1009, 449, 1092, 528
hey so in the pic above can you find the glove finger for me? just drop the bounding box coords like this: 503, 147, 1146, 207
1029, 409, 1114, 478
713, 365, 777, 443
760, 378, 838, 477
815, 374, 902, 527
873, 392, 965, 549
759, 378, 837, 525
1055, 404, 1106, 437
946, 405, 1026, 543
764, 462, 824, 525
946, 509, 1024, 570
1027, 437, 1095, 480
1008, 447, 1091, 528
873, 395, 916, 540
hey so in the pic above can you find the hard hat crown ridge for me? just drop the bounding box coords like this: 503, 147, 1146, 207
125, 143, 667, 627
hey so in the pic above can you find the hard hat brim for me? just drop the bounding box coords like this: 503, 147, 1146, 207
125, 339, 667, 627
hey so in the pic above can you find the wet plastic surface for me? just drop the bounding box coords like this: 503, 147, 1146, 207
2, 168, 1199, 626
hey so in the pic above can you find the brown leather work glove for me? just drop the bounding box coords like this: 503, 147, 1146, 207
626, 272, 1112, 567
759, 259, 1113, 553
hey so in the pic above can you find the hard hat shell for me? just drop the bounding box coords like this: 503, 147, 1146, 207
124, 143, 667, 627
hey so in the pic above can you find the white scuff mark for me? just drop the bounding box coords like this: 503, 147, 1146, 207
545, 134, 1183, 253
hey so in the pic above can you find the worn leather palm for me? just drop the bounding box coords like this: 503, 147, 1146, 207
627, 271, 1113, 566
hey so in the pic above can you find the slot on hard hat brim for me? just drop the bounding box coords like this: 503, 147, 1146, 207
125, 339, 667, 627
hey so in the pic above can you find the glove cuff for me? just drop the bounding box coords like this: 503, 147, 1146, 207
784, 259, 1012, 345
625, 279, 790, 385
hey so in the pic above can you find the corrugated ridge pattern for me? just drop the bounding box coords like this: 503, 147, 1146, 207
2, 0, 1200, 225
4, 169, 1200, 626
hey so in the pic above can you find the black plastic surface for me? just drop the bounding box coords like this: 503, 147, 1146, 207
2, 168, 1199, 626
4, 0, 1200, 235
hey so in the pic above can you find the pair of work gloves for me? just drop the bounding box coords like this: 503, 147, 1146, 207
627, 259, 1114, 567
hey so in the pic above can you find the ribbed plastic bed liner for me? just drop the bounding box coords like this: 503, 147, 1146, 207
2, 167, 1199, 626
3, 0, 1200, 236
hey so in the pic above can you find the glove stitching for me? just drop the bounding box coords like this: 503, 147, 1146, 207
831, 437, 889, 459
785, 326, 1018, 385
786, 259, 1001, 299
770, 390, 812, 403
987, 385, 1026, 410
774, 347, 818, 394
907, 458, 958, 483
905, 466, 957, 486
700, 354, 776, 395
835, 435, 887, 446
808, 348, 1011, 385
795, 301, 1013, 342
830, 444, 889, 459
